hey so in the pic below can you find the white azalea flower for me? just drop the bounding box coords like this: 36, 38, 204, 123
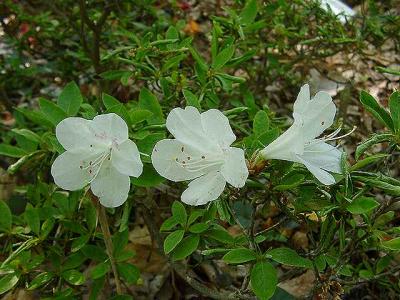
51, 113, 143, 207
319, 0, 355, 23
151, 106, 248, 206
260, 84, 346, 185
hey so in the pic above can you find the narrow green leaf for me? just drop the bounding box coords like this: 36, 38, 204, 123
164, 230, 185, 254
91, 262, 110, 280
223, 248, 257, 264
239, 0, 258, 25
28, 272, 54, 290
138, 88, 164, 124
0, 201, 12, 232
355, 133, 393, 160
0, 274, 19, 294
253, 111, 270, 136
189, 47, 208, 71
250, 261, 277, 300
39, 98, 67, 125
212, 45, 235, 70
171, 235, 200, 261
116, 263, 140, 284
0, 145, 28, 158
172, 201, 187, 227
58, 81, 83, 116
266, 247, 312, 268
360, 90, 394, 131
182, 89, 200, 109
62, 270, 85, 285
25, 205, 40, 235
346, 197, 379, 214
389, 91, 400, 133
381, 237, 400, 250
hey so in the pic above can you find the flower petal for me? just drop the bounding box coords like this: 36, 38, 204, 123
166, 107, 218, 153
296, 155, 337, 185
92, 113, 128, 144
181, 171, 226, 206
261, 124, 304, 161
151, 139, 209, 182
51, 150, 100, 190
90, 160, 130, 207
221, 147, 248, 188
111, 139, 143, 177
56, 117, 104, 151
302, 141, 342, 173
201, 109, 236, 148
293, 84, 336, 141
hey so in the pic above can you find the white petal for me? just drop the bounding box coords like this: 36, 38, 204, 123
221, 147, 248, 188
181, 171, 226, 206
56, 117, 104, 151
92, 113, 128, 144
111, 139, 143, 177
296, 155, 337, 185
302, 141, 342, 174
166, 107, 218, 153
261, 124, 304, 161
51, 150, 101, 190
293, 85, 336, 141
201, 109, 236, 148
151, 139, 210, 182
90, 160, 130, 207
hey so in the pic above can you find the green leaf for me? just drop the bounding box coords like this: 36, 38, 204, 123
250, 261, 277, 300
274, 173, 305, 191
160, 216, 179, 232
266, 247, 312, 268
131, 164, 165, 187
182, 89, 200, 109
113, 230, 129, 257
171, 234, 200, 261
253, 111, 270, 136
11, 129, 41, 144
0, 201, 12, 232
130, 109, 153, 125
212, 45, 235, 70
223, 248, 257, 264
172, 201, 187, 227
164, 230, 185, 254
206, 228, 235, 244
71, 234, 90, 252
91, 262, 110, 279
350, 154, 388, 171
389, 91, 400, 132
0, 144, 28, 158
28, 272, 54, 290
0, 274, 19, 294
346, 197, 379, 214
382, 237, 400, 250
138, 88, 164, 124
355, 133, 393, 160
360, 90, 394, 131
39, 98, 67, 125
240, 0, 258, 25
116, 263, 140, 284
189, 223, 209, 234
100, 70, 131, 80
58, 81, 83, 116
103, 93, 121, 109
103, 93, 131, 125
62, 270, 85, 285
25, 205, 40, 235
162, 54, 187, 71
189, 47, 208, 72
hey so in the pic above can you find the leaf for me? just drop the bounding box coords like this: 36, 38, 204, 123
171, 234, 200, 261
253, 111, 270, 136
389, 91, 400, 133
25, 205, 40, 235
189, 47, 208, 72
250, 261, 277, 300
116, 263, 140, 284
381, 237, 400, 250
240, 0, 258, 25
160, 216, 179, 232
113, 229, 129, 257
11, 129, 41, 144
131, 164, 165, 187
212, 45, 235, 70
138, 88, 164, 124
360, 90, 394, 131
0, 144, 29, 158
103, 94, 131, 125
62, 270, 85, 285
189, 223, 209, 234
350, 154, 388, 171
182, 89, 200, 109
91, 262, 110, 279
28, 272, 54, 290
0, 201, 12, 232
0, 274, 19, 294
172, 201, 187, 227
100, 70, 131, 80
164, 230, 185, 254
130, 109, 153, 124
266, 247, 312, 268
346, 197, 379, 214
71, 234, 90, 252
58, 81, 83, 116
39, 98, 67, 125
355, 133, 393, 160
162, 54, 187, 71
223, 248, 257, 264
103, 93, 121, 109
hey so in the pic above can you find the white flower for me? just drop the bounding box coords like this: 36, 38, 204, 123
319, 0, 355, 23
151, 106, 248, 206
260, 84, 345, 185
51, 113, 143, 207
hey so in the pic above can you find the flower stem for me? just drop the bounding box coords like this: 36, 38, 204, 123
96, 203, 122, 295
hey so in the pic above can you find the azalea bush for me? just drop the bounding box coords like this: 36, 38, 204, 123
1, 0, 400, 299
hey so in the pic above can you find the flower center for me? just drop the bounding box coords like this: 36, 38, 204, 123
79, 147, 112, 181
175, 153, 224, 173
